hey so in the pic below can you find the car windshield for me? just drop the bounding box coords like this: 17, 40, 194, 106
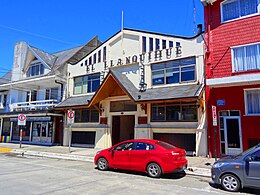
234, 144, 260, 159
157, 141, 176, 149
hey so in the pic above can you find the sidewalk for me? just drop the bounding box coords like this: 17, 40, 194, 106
0, 142, 214, 178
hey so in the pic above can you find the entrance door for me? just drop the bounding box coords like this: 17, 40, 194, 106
224, 117, 242, 155
112, 115, 135, 145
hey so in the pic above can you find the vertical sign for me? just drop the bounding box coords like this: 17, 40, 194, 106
18, 114, 26, 148
67, 110, 74, 153
212, 106, 217, 126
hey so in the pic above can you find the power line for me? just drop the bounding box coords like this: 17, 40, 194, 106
0, 24, 81, 46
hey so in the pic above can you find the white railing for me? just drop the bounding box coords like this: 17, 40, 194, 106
10, 99, 59, 112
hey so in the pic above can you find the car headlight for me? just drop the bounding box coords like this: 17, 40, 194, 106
212, 162, 226, 168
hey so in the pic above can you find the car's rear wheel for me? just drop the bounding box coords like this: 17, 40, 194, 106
97, 157, 109, 171
221, 174, 240, 192
147, 163, 162, 178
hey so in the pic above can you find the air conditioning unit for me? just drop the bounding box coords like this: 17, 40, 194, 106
201, 0, 217, 6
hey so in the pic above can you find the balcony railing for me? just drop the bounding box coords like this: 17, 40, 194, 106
10, 99, 59, 112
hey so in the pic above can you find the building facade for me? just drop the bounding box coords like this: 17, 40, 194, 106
57, 28, 207, 156
202, 0, 260, 157
0, 38, 100, 145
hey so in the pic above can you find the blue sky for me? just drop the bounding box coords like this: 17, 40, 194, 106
0, 0, 204, 77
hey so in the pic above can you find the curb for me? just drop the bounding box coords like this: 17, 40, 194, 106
185, 167, 211, 178
11, 149, 94, 163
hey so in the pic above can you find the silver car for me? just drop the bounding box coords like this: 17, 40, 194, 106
211, 144, 260, 192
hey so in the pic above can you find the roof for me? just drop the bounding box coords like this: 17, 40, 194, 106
55, 94, 94, 108
0, 70, 12, 85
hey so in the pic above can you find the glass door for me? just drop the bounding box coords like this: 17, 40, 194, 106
32, 122, 52, 143
224, 117, 242, 155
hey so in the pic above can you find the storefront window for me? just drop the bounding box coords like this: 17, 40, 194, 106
12, 122, 30, 141
151, 102, 198, 122
75, 107, 99, 123
2, 118, 10, 136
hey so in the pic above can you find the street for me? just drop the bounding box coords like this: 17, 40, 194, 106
0, 153, 259, 195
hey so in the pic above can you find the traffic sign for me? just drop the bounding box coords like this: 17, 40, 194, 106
18, 114, 26, 126
212, 106, 217, 126
67, 110, 75, 124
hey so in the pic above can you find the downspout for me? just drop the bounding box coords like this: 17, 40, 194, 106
55, 80, 64, 102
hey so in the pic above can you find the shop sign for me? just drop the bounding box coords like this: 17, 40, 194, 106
18, 114, 26, 126
11, 117, 51, 122
217, 100, 225, 106
212, 106, 217, 126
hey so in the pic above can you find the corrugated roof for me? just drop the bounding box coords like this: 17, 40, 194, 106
56, 94, 93, 108
0, 70, 12, 85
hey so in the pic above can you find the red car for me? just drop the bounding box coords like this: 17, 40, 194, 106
94, 139, 187, 178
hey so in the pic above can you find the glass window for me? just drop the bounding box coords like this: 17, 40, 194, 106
233, 43, 260, 72
157, 141, 175, 149
110, 101, 137, 112
149, 37, 153, 52
103, 47, 107, 62
151, 57, 196, 85
98, 50, 101, 63
74, 107, 99, 123
251, 150, 260, 161
162, 40, 166, 49
74, 73, 100, 95
246, 89, 260, 115
151, 102, 197, 122
135, 142, 154, 150
26, 63, 45, 77
114, 142, 134, 151
155, 38, 160, 50
222, 0, 259, 22
142, 36, 147, 53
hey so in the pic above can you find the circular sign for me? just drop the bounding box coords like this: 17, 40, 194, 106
67, 110, 75, 119
18, 114, 26, 122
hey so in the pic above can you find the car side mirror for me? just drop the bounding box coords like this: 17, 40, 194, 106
245, 156, 252, 162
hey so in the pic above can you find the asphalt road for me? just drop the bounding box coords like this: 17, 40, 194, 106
0, 153, 259, 195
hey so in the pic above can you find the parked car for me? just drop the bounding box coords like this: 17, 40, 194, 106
94, 139, 187, 178
211, 143, 260, 192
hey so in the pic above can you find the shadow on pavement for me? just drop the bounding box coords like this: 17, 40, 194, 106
94, 167, 186, 179
209, 182, 260, 194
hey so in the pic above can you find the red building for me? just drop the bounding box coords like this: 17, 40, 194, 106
202, 0, 260, 157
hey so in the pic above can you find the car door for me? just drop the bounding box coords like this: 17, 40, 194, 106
244, 149, 260, 187
129, 142, 155, 171
109, 142, 134, 170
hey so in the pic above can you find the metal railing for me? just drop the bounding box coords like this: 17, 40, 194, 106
10, 99, 59, 112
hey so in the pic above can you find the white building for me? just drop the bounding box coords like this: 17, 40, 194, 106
57, 28, 207, 156
0, 38, 100, 145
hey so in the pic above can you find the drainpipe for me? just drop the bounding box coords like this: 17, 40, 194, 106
55, 80, 64, 102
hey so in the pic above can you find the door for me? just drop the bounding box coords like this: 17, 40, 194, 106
109, 142, 134, 169
244, 150, 260, 187
224, 117, 242, 155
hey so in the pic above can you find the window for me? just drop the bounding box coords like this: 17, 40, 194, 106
169, 41, 173, 48
152, 57, 196, 85
135, 142, 155, 150
162, 40, 166, 49
149, 37, 154, 52
45, 88, 59, 100
26, 63, 45, 77
251, 150, 260, 161
103, 47, 107, 62
232, 43, 260, 72
114, 142, 134, 151
151, 102, 197, 122
74, 107, 99, 123
142, 36, 147, 53
155, 38, 160, 50
94, 53, 97, 64
110, 101, 137, 112
74, 73, 100, 95
26, 91, 37, 102
221, 0, 259, 22
0, 94, 7, 108
98, 50, 101, 63
245, 89, 260, 115
157, 141, 175, 149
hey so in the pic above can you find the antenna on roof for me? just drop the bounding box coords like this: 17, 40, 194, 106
193, 0, 196, 35
121, 10, 125, 53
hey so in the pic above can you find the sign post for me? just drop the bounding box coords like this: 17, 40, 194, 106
18, 114, 26, 148
212, 106, 217, 161
67, 110, 75, 153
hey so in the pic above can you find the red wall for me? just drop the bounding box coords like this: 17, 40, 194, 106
204, 0, 260, 79
207, 85, 260, 157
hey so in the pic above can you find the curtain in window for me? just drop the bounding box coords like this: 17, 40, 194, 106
222, 0, 239, 21
247, 90, 260, 114
240, 0, 258, 16
233, 47, 245, 71
246, 45, 258, 70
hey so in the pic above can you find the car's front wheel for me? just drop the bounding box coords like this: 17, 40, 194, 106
221, 174, 240, 192
97, 157, 109, 171
147, 163, 162, 178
